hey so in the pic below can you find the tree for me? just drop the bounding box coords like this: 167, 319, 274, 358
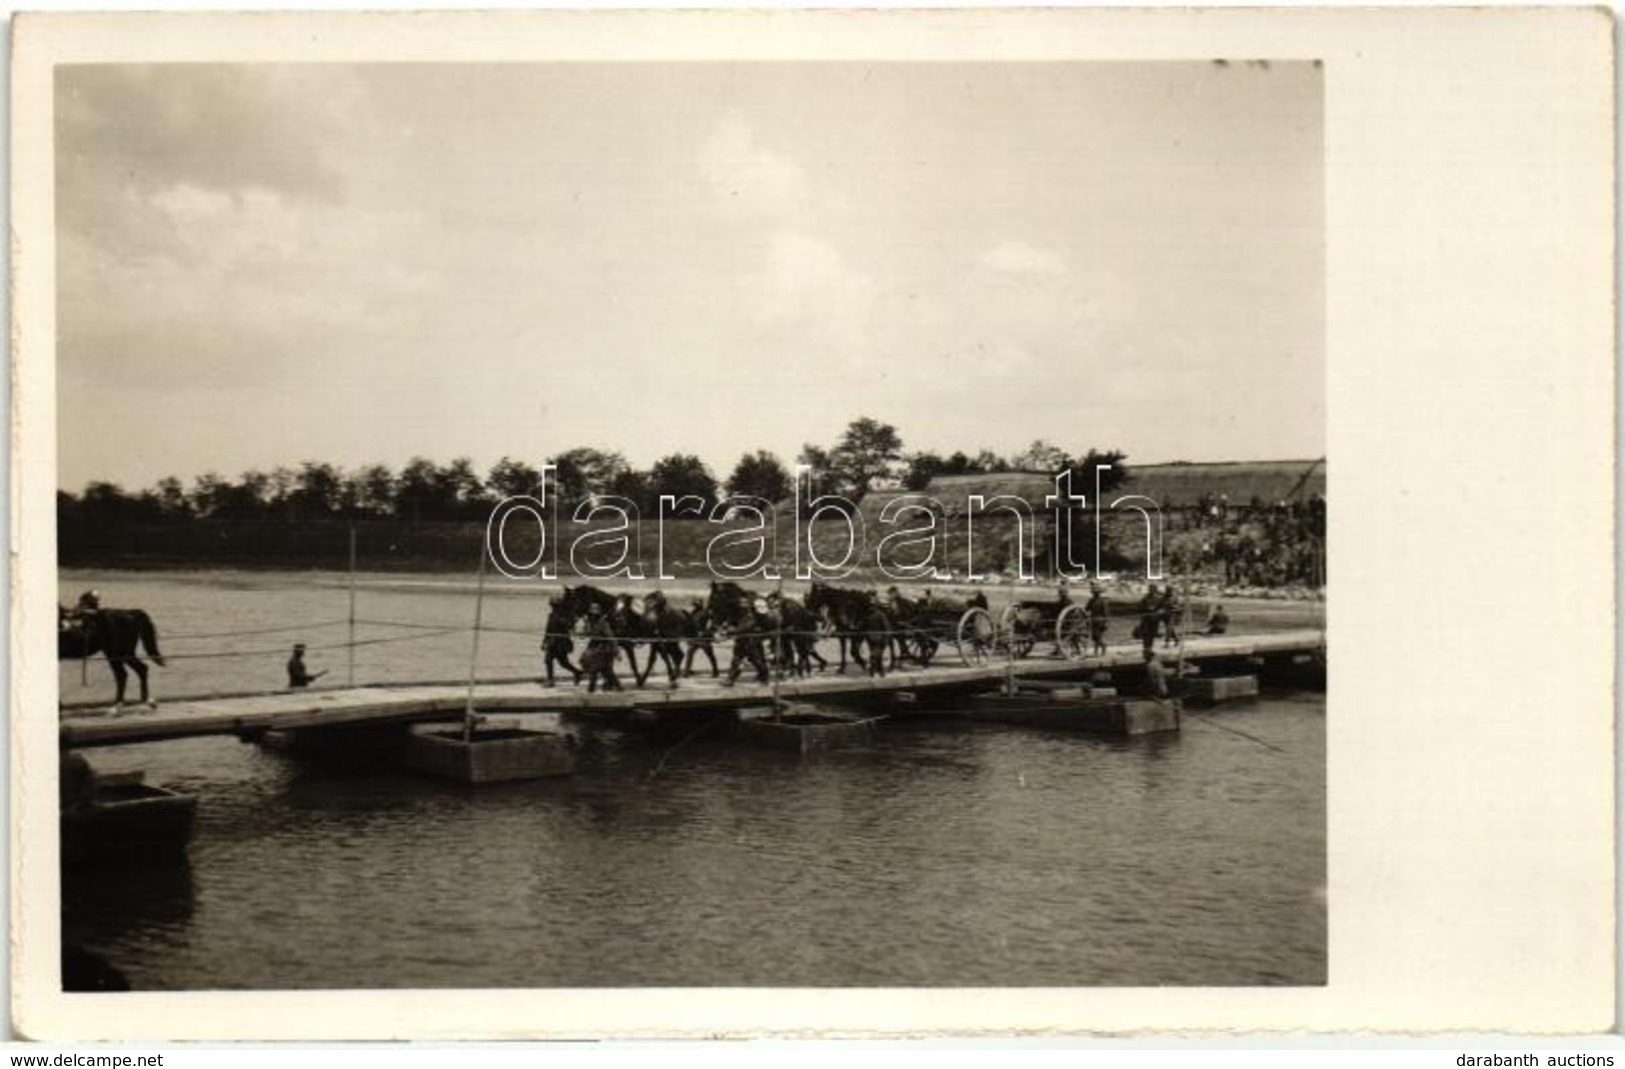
796, 443, 838, 500
1011, 439, 1071, 472
435, 457, 491, 519
267, 466, 298, 521
189, 472, 228, 517
201, 470, 273, 521
726, 450, 791, 503
1066, 448, 1130, 496
902, 452, 946, 491
649, 453, 719, 506
348, 464, 397, 518
972, 448, 1006, 473
606, 468, 658, 515
190, 472, 269, 521
551, 447, 629, 510
79, 481, 132, 522
289, 461, 343, 520
830, 417, 903, 499
394, 457, 442, 522
154, 476, 192, 518
906, 449, 1001, 489
487, 457, 545, 502
1057, 448, 1131, 575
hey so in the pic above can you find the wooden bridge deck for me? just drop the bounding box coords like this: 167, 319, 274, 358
58, 629, 1325, 749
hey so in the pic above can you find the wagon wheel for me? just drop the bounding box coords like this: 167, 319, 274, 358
996, 605, 1033, 660
956, 608, 995, 666
1055, 604, 1087, 659
909, 624, 938, 668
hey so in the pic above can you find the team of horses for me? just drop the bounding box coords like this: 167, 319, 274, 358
545, 581, 991, 688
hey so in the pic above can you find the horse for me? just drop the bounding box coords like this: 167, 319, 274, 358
704, 581, 773, 686
772, 593, 829, 677
679, 598, 720, 678
637, 591, 689, 689
700, 583, 824, 679
58, 607, 166, 708
804, 583, 894, 677
555, 585, 682, 689
555, 585, 640, 684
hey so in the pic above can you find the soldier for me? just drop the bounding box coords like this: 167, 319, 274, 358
1134, 587, 1160, 658
1049, 580, 1075, 656
1085, 583, 1110, 656
1158, 584, 1182, 648
721, 602, 771, 687
683, 597, 719, 678
581, 603, 621, 693
287, 643, 326, 689
540, 595, 582, 687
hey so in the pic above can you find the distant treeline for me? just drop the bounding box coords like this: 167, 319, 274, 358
59, 416, 1134, 572
59, 418, 1121, 524
57, 513, 1139, 578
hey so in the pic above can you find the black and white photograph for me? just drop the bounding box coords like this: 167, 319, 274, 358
46, 54, 1326, 992
8, 9, 1614, 1042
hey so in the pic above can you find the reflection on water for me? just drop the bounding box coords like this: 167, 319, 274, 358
63, 861, 197, 944
64, 695, 1325, 990
56, 571, 1325, 989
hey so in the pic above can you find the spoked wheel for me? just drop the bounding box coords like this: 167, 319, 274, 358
956, 608, 996, 666
1055, 604, 1088, 659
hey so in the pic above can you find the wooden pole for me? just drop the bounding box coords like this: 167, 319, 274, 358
1004, 585, 1017, 697
771, 576, 783, 718
347, 525, 357, 688
462, 544, 488, 742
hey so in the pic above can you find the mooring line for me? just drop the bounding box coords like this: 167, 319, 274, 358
647, 715, 725, 781
1183, 709, 1286, 753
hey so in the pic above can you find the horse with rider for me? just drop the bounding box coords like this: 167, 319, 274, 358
57, 589, 166, 708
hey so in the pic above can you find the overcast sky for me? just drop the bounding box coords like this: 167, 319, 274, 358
56, 62, 1322, 492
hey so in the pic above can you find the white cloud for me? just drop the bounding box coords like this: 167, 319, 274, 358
763, 231, 873, 320
981, 241, 1068, 276
696, 114, 808, 221
59, 178, 437, 393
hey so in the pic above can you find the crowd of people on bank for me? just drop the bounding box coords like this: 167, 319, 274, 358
1169, 494, 1326, 588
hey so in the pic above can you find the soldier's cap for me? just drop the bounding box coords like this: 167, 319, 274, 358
294, 643, 306, 651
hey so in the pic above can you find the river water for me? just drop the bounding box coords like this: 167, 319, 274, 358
57, 570, 1325, 989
